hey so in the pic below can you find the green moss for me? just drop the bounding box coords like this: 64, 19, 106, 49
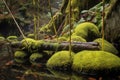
7, 36, 18, 42
14, 51, 28, 63
0, 36, 5, 41
73, 22, 100, 41
27, 34, 35, 39
58, 37, 67, 42
21, 38, 35, 47
68, 35, 86, 42
34, 40, 44, 48
29, 53, 43, 65
72, 50, 120, 73
93, 38, 118, 54
46, 51, 75, 69
21, 38, 44, 53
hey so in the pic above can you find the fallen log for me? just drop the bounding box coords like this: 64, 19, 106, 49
10, 41, 100, 52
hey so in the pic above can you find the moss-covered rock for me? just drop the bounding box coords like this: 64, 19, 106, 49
72, 50, 120, 74
73, 22, 100, 41
68, 35, 86, 42
14, 51, 28, 63
29, 53, 43, 65
46, 51, 75, 70
7, 36, 18, 42
93, 38, 118, 55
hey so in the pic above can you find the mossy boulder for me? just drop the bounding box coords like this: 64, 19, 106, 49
14, 51, 28, 63
7, 36, 18, 42
29, 53, 43, 65
46, 51, 75, 70
73, 22, 100, 41
93, 38, 118, 55
68, 35, 86, 42
72, 50, 120, 74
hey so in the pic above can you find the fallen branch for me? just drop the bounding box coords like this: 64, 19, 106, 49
10, 41, 100, 52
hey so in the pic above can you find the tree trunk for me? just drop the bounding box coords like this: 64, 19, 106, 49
104, 0, 120, 54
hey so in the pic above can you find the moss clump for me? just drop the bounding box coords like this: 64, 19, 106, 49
72, 50, 120, 73
68, 35, 86, 42
58, 37, 67, 42
73, 22, 100, 41
7, 36, 18, 42
21, 38, 44, 53
34, 40, 44, 47
0, 36, 5, 41
14, 51, 28, 63
27, 34, 35, 39
46, 51, 75, 70
21, 38, 35, 47
29, 53, 43, 65
93, 38, 118, 55
21, 38, 36, 50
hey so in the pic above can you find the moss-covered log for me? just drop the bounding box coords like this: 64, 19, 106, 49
10, 41, 99, 52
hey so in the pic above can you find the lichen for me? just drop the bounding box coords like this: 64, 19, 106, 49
14, 50, 28, 63
46, 51, 75, 70
93, 38, 118, 55
6, 36, 18, 42
73, 22, 100, 41
72, 50, 120, 73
